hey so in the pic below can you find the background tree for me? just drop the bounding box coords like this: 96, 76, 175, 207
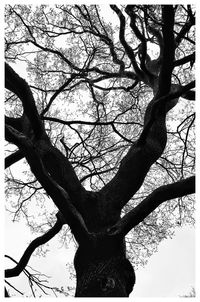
5, 4, 195, 297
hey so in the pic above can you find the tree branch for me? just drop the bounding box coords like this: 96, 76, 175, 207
138, 80, 195, 144
5, 63, 45, 139
5, 213, 63, 278
181, 89, 195, 101
5, 150, 24, 169
110, 5, 144, 79
174, 52, 195, 67
157, 5, 175, 97
5, 116, 22, 132
125, 5, 151, 77
99, 80, 195, 208
5, 125, 91, 245
5, 287, 10, 297
108, 176, 195, 237
175, 9, 195, 46
41, 74, 77, 116
6, 109, 86, 206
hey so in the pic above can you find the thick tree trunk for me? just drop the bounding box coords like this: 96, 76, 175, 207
74, 235, 135, 297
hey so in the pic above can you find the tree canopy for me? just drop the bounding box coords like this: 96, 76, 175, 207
5, 4, 195, 297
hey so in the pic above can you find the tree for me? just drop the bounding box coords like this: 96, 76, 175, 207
5, 4, 195, 297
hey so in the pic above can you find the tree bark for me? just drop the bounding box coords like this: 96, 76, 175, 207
74, 234, 135, 297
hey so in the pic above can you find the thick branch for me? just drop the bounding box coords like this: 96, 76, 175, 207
108, 176, 195, 237
5, 150, 24, 169
181, 89, 195, 101
5, 125, 91, 245
99, 80, 195, 208
139, 81, 195, 144
38, 140, 86, 204
5, 63, 45, 139
6, 117, 86, 206
157, 5, 175, 97
5, 213, 63, 278
5, 116, 22, 132
174, 52, 195, 67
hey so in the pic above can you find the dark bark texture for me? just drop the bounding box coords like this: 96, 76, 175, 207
74, 235, 135, 297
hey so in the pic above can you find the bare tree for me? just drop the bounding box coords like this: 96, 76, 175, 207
5, 5, 195, 297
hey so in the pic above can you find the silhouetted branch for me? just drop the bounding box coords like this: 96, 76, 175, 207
41, 74, 77, 116
138, 80, 195, 145
125, 6, 150, 76
5, 125, 91, 245
175, 9, 195, 46
99, 80, 195, 208
5, 213, 63, 278
174, 52, 195, 67
5, 116, 22, 132
108, 176, 195, 237
5, 63, 45, 139
4, 286, 10, 297
110, 5, 144, 79
157, 5, 175, 97
5, 150, 24, 169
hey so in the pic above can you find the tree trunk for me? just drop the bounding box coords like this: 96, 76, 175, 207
74, 234, 135, 297
72, 192, 135, 296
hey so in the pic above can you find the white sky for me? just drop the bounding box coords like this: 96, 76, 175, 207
132, 226, 195, 297
2, 0, 200, 300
